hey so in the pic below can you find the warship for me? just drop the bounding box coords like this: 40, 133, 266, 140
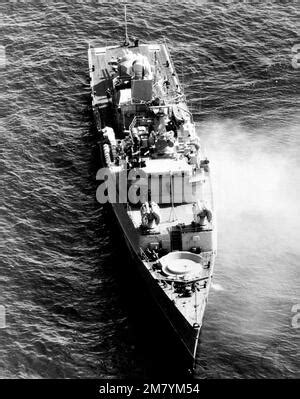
88, 7, 217, 372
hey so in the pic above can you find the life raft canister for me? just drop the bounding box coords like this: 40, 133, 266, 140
102, 127, 116, 164
103, 143, 112, 166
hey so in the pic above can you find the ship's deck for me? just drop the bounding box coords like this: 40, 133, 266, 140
129, 203, 192, 232
128, 203, 212, 234
144, 257, 212, 328
88, 42, 184, 108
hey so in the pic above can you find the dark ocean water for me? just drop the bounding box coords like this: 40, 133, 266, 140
1, 1, 299, 378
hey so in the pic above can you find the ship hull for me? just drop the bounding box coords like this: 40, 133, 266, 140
89, 40, 217, 375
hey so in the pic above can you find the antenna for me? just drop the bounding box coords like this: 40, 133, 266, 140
124, 4, 130, 46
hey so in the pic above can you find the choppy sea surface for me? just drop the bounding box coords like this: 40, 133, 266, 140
1, 1, 299, 378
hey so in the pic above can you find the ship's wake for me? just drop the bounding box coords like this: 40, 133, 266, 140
197, 118, 300, 250
194, 118, 300, 378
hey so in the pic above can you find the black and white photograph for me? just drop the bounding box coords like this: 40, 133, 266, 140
0, 0, 299, 392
